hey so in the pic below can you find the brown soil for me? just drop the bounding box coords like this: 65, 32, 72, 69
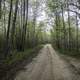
15, 44, 80, 80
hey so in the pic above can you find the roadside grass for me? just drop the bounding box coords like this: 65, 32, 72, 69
0, 45, 43, 80
58, 49, 80, 59
4, 45, 43, 65
52, 45, 80, 59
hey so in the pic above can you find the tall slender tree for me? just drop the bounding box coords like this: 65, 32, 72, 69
3, 0, 6, 36
61, 4, 66, 50
0, 0, 2, 19
21, 0, 28, 51
76, 0, 79, 52
11, 0, 18, 50
67, 0, 71, 51
5, 0, 13, 56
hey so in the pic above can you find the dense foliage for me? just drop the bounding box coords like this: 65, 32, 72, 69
47, 0, 80, 56
0, 0, 49, 60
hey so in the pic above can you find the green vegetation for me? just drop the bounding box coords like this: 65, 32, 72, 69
0, 1, 49, 79
0, 0, 49, 61
5, 45, 43, 65
0, 0, 80, 79
47, 0, 80, 58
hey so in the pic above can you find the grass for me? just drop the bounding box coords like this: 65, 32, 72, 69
53, 45, 80, 59
0, 45, 43, 80
58, 49, 80, 58
4, 45, 43, 65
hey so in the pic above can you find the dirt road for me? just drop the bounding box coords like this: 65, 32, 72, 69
15, 44, 80, 80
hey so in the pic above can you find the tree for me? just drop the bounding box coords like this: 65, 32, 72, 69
5, 0, 13, 56
0, 0, 2, 19
11, 0, 18, 50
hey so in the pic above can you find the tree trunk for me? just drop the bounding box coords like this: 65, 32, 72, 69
67, 1, 71, 51
5, 0, 13, 57
61, 5, 66, 50
76, 1, 79, 52
11, 0, 18, 50
0, 0, 2, 19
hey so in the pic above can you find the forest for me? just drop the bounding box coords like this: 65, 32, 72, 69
0, 0, 80, 80
49, 0, 80, 57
